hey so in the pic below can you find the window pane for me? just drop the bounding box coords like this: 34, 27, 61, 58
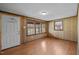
36, 24, 40, 34
27, 23, 35, 35
39, 24, 42, 33
54, 21, 63, 31
36, 28, 39, 34
42, 24, 46, 32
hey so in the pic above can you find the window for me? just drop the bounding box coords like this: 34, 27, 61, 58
42, 23, 46, 32
27, 22, 46, 35
36, 23, 42, 34
27, 23, 35, 35
54, 21, 63, 31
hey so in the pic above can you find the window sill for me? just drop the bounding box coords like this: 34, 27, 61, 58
26, 32, 46, 36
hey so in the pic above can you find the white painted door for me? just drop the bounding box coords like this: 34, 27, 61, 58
1, 15, 20, 50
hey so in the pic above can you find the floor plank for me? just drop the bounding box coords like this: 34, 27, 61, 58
0, 38, 77, 55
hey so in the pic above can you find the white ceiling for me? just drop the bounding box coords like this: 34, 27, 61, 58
0, 3, 78, 21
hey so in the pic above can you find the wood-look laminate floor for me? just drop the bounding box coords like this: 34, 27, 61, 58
0, 38, 77, 55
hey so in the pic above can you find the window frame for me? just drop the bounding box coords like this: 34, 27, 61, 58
35, 23, 42, 34
54, 20, 63, 31
26, 22, 46, 36
41, 23, 46, 33
26, 22, 35, 36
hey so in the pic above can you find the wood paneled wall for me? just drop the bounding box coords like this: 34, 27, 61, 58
48, 16, 77, 42
0, 13, 2, 51
20, 17, 26, 43
77, 4, 79, 54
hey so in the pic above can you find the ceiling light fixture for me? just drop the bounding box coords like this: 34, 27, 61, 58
41, 12, 47, 15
